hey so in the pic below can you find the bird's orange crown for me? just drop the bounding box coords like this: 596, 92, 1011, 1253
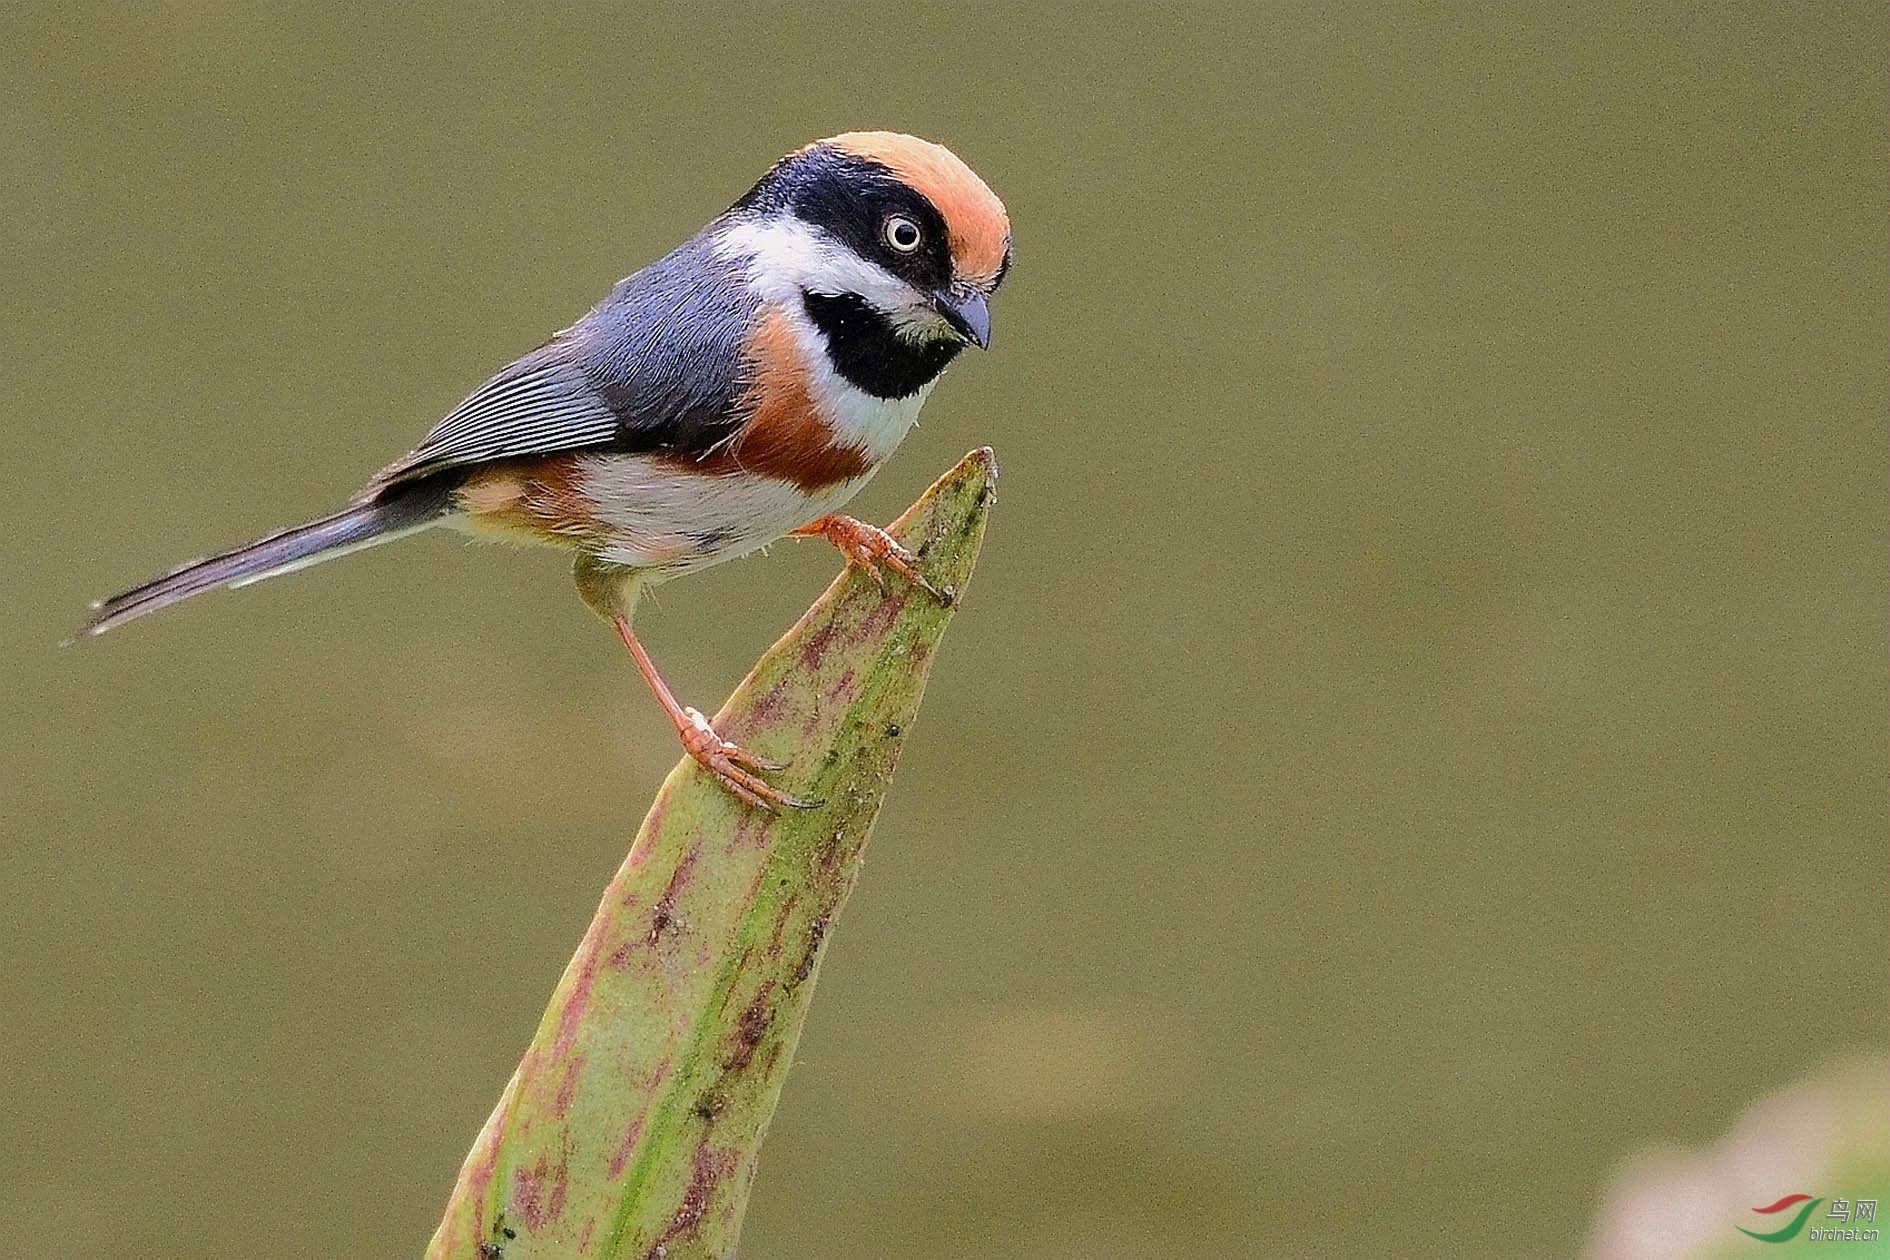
820, 131, 1011, 285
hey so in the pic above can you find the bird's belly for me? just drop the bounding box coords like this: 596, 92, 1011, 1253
573, 452, 875, 575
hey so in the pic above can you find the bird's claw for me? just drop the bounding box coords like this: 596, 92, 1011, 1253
793, 514, 945, 604
678, 707, 817, 811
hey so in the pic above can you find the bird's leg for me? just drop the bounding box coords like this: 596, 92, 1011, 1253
610, 614, 818, 811
791, 514, 944, 602
574, 553, 814, 812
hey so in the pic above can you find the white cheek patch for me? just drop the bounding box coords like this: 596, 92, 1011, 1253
716, 215, 917, 319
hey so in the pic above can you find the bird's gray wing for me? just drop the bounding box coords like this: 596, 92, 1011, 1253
366, 231, 757, 492
367, 344, 624, 487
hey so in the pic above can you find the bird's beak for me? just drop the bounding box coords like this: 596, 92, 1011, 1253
935, 289, 992, 349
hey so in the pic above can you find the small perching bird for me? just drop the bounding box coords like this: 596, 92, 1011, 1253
81, 132, 1012, 809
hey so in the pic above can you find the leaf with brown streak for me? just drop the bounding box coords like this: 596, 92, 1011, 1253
425, 448, 999, 1260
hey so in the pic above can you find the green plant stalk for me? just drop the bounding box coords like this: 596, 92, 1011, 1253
425, 448, 999, 1260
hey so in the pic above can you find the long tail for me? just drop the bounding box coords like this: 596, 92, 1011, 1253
79, 481, 453, 638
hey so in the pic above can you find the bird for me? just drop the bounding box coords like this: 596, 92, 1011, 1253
79, 131, 1011, 810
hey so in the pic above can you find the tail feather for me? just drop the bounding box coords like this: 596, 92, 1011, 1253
80, 483, 452, 638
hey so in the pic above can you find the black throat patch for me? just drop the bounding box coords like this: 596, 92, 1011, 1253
802, 290, 963, 400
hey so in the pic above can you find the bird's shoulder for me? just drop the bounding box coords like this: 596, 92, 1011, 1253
368, 229, 763, 491
570, 229, 761, 452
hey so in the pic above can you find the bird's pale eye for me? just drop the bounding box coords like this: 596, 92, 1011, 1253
883, 214, 923, 253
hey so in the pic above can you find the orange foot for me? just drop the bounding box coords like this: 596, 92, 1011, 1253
676, 705, 819, 812
610, 610, 819, 812
792, 514, 945, 603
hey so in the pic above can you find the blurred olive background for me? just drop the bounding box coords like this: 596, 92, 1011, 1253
3, 4, 1883, 1257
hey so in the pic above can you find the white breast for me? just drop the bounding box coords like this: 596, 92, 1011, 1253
573, 453, 876, 576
